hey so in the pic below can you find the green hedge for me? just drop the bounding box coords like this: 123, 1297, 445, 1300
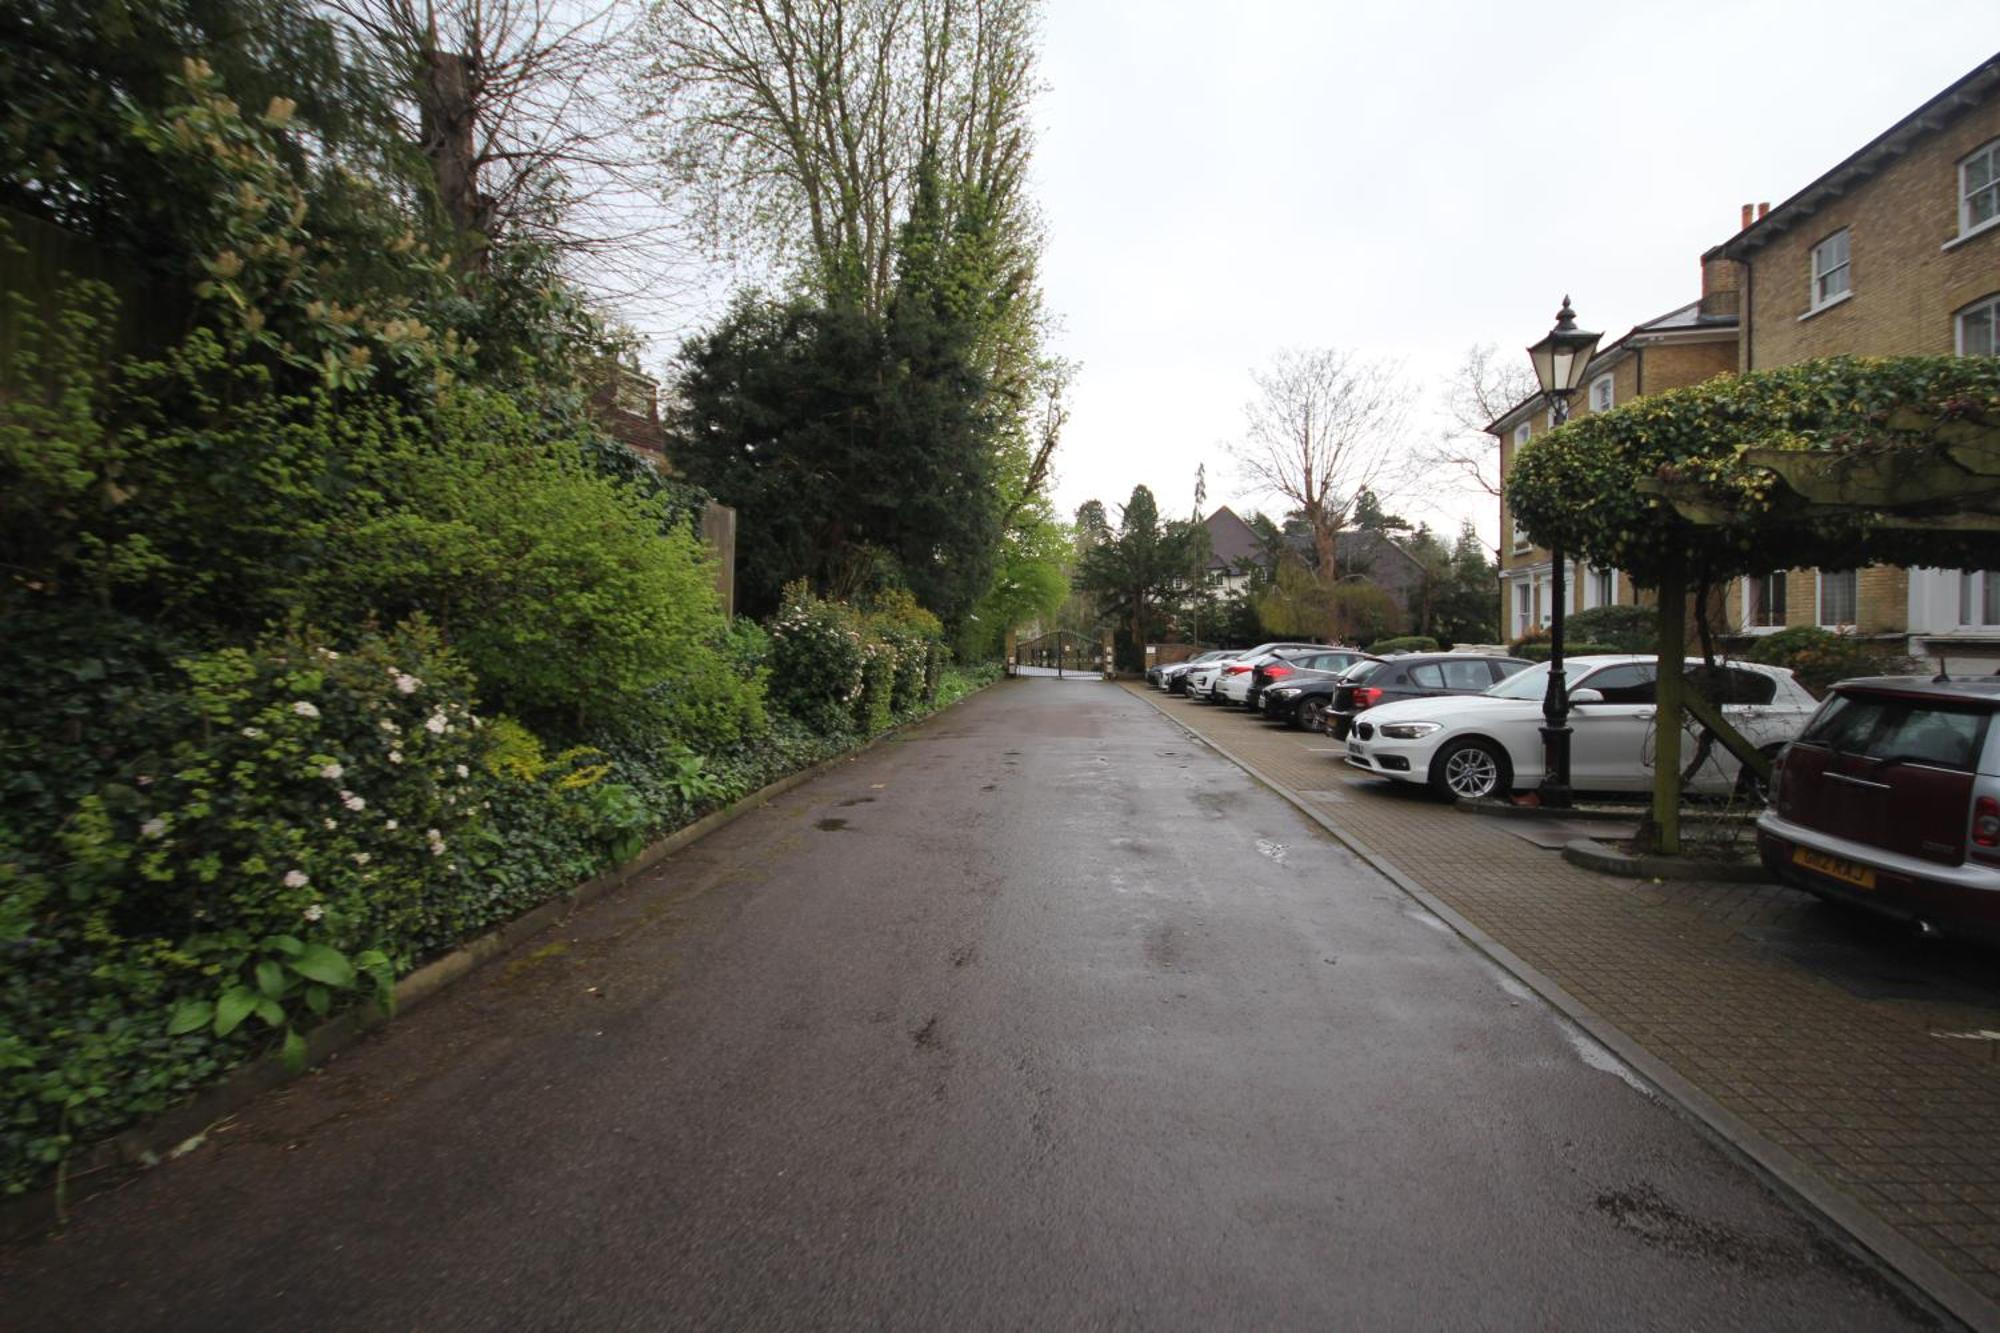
1513, 641, 1621, 662
1365, 635, 1440, 655
1740, 626, 1915, 698
1563, 605, 1654, 651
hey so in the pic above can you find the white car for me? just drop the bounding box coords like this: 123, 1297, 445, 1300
1186, 642, 1323, 702
1343, 655, 1820, 801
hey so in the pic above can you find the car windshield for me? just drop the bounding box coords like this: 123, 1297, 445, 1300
1802, 693, 1993, 771
1343, 659, 1387, 683
1485, 662, 1553, 699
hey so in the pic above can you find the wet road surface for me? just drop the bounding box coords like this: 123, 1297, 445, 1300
2, 679, 1944, 1329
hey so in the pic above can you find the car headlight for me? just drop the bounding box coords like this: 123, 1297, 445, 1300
1271, 687, 1299, 699
1377, 721, 1442, 740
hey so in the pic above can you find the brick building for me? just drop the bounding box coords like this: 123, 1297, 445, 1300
1492, 282, 1739, 640
1703, 53, 2000, 664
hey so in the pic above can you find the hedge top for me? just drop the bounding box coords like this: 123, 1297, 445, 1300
1506, 356, 2000, 590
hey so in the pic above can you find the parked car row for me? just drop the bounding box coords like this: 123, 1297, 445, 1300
1151, 644, 2000, 947
1152, 645, 1820, 803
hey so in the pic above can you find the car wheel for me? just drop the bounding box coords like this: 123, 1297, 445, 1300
1297, 699, 1328, 732
1734, 744, 1784, 805
1429, 739, 1511, 801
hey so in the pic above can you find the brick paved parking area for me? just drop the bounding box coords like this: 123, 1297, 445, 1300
1126, 680, 2000, 1329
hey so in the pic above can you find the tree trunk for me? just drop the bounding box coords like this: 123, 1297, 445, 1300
419, 49, 487, 240
1648, 568, 1686, 855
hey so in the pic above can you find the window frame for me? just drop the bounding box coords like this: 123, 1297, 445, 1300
1509, 423, 1532, 551
1809, 227, 1852, 311
1588, 373, 1614, 414
1584, 566, 1616, 609
1817, 568, 1858, 628
1962, 138, 2000, 238
1958, 292, 2000, 358
1959, 570, 2000, 628
1512, 580, 1532, 638
1745, 570, 1788, 629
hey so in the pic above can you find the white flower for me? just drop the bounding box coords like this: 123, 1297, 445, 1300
318, 648, 340, 660
424, 711, 448, 735
291, 701, 320, 718
323, 817, 338, 831
384, 818, 399, 831
388, 750, 403, 764
351, 851, 371, 866
140, 817, 167, 840
320, 761, 344, 780
395, 672, 423, 694
241, 727, 265, 740
426, 828, 445, 856
379, 719, 399, 733
454, 764, 469, 778
284, 869, 311, 889
302, 903, 324, 922
136, 774, 153, 787
342, 791, 367, 812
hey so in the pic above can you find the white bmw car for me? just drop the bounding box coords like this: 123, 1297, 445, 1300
1343, 655, 1819, 801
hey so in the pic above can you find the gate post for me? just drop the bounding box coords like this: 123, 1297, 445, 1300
1100, 629, 1115, 679
1004, 627, 1018, 677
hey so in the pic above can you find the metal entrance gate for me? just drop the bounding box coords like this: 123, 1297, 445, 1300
1011, 630, 1105, 677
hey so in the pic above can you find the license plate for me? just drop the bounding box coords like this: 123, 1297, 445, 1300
1792, 845, 1876, 890
1348, 746, 1367, 762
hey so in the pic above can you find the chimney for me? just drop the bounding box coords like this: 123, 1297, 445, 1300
1701, 247, 1742, 319
1741, 203, 1754, 230
1757, 201, 1770, 220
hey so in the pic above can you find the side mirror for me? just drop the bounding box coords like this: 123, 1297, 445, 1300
1568, 687, 1605, 705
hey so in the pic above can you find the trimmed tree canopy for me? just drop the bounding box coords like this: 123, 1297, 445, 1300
1507, 356, 2000, 589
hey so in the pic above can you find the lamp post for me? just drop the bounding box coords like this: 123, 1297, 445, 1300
1524, 296, 1602, 809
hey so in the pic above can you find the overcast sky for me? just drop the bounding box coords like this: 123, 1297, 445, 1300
1030, 3, 2000, 547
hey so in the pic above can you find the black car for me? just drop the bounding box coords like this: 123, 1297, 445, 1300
1261, 664, 1360, 728
1321, 653, 1534, 739
1247, 649, 1376, 712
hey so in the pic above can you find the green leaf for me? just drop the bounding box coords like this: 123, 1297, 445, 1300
255, 960, 286, 999
254, 997, 285, 1028
280, 1027, 308, 1074
214, 986, 259, 1036
268, 934, 305, 956
289, 943, 354, 987
167, 1000, 214, 1036
304, 984, 331, 1016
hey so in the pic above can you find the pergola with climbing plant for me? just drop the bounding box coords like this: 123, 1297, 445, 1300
1508, 355, 2000, 853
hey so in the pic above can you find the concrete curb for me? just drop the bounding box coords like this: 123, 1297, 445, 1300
1453, 796, 1639, 823
1562, 837, 1769, 883
1125, 684, 1992, 1333
2, 676, 1002, 1242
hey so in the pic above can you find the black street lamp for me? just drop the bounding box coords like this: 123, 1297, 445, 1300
1523, 295, 1602, 809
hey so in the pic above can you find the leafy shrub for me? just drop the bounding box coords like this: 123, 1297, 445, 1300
1740, 626, 1915, 697
1514, 641, 1621, 662
853, 640, 898, 734
1366, 635, 1439, 655
1565, 605, 1654, 651
1, 619, 489, 1193
767, 582, 866, 733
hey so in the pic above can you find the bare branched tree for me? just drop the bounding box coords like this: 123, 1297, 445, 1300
327, 0, 684, 315
1424, 341, 1540, 500
1231, 347, 1408, 589
641, 0, 1042, 319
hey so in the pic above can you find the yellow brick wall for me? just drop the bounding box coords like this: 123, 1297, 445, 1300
1739, 98, 2000, 369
